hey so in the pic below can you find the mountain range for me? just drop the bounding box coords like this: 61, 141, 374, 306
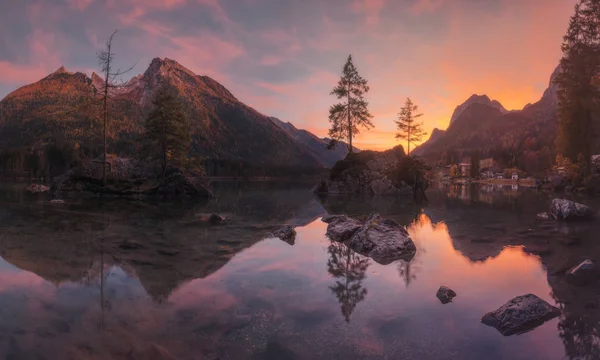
412, 64, 562, 174
0, 58, 355, 176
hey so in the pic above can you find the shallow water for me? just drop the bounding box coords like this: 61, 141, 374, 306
1, 182, 600, 359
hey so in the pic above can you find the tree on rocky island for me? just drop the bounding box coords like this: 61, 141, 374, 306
97, 30, 137, 185
395, 98, 426, 155
142, 86, 191, 182
328, 55, 373, 153
555, 0, 600, 168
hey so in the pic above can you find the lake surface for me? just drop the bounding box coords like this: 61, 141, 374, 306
1, 182, 600, 360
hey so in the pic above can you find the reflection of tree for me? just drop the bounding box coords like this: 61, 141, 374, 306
558, 312, 600, 359
397, 261, 416, 287
327, 242, 370, 323
554, 297, 600, 360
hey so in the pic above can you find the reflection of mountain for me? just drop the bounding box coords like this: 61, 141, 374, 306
0, 184, 324, 302
326, 242, 370, 323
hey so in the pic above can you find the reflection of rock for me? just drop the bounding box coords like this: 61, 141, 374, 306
272, 226, 296, 245
327, 242, 370, 323
481, 294, 560, 336
551, 199, 595, 221
325, 214, 416, 265
436, 286, 457, 304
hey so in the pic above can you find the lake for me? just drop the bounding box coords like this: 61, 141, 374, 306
0, 181, 599, 360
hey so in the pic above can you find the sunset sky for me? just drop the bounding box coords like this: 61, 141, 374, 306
0, 0, 576, 150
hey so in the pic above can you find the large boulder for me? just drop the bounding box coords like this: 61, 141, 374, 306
325, 215, 363, 242
481, 294, 561, 336
325, 213, 416, 264
550, 199, 595, 221
349, 214, 416, 264
314, 146, 413, 196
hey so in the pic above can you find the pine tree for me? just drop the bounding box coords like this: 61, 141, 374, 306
555, 0, 600, 167
328, 55, 374, 153
143, 87, 191, 182
395, 97, 426, 154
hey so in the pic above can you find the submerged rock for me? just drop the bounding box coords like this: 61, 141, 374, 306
567, 259, 598, 285
481, 294, 560, 336
208, 213, 226, 225
536, 212, 550, 220
272, 225, 297, 245
550, 199, 595, 221
325, 213, 416, 264
348, 214, 416, 264
436, 286, 457, 304
325, 216, 363, 242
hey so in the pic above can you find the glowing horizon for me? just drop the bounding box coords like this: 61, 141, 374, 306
0, 0, 576, 151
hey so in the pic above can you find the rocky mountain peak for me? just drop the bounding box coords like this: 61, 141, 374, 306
449, 93, 507, 126
542, 64, 561, 103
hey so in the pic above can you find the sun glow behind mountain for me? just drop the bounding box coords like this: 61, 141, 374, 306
0, 0, 576, 151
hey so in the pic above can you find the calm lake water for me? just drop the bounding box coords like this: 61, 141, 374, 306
1, 182, 600, 360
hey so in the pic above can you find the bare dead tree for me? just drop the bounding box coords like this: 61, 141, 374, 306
97, 30, 137, 185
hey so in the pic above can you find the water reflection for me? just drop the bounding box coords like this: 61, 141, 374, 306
1, 183, 600, 359
326, 242, 370, 323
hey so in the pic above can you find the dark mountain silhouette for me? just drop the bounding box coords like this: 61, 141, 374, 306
270, 117, 359, 167
413, 65, 560, 172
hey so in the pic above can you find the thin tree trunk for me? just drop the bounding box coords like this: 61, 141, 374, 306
347, 84, 353, 154
102, 44, 110, 187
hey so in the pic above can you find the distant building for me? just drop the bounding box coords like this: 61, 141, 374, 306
481, 169, 494, 179
511, 173, 519, 180
459, 156, 471, 177
479, 158, 494, 170
496, 173, 504, 179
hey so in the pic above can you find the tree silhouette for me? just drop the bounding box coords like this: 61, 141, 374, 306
555, 0, 600, 166
327, 242, 370, 323
395, 98, 426, 155
328, 55, 374, 153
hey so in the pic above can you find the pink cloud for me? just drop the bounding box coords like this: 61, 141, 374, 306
352, 0, 386, 26
66, 0, 94, 11
409, 0, 446, 15
0, 62, 49, 85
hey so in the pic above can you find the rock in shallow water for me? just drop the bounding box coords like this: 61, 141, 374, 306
349, 214, 415, 264
567, 259, 598, 285
325, 216, 363, 242
325, 213, 416, 264
436, 286, 457, 304
272, 225, 297, 245
481, 294, 560, 336
550, 199, 595, 221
